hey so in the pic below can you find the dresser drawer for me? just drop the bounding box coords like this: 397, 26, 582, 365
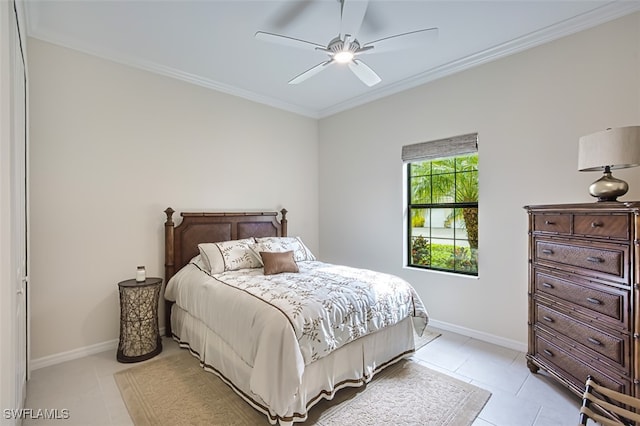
534, 271, 627, 325
535, 333, 630, 395
533, 214, 571, 234
535, 239, 627, 282
535, 303, 627, 368
573, 214, 629, 240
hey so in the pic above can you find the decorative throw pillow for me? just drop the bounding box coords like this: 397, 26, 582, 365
252, 237, 316, 263
260, 251, 299, 275
198, 238, 260, 273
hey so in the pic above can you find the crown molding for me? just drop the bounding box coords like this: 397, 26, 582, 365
318, 1, 640, 118
25, 27, 320, 118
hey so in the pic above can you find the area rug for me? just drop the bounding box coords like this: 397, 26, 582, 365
115, 348, 490, 426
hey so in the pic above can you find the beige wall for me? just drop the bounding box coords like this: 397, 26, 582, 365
318, 13, 640, 348
28, 38, 319, 360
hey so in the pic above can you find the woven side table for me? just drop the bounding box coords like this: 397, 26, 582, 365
117, 277, 163, 363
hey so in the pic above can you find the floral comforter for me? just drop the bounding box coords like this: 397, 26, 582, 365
165, 258, 428, 415
214, 261, 428, 363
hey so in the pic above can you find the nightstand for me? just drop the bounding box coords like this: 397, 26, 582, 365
117, 277, 163, 363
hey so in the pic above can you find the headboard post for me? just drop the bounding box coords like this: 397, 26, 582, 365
164, 207, 176, 280
281, 208, 288, 237
164, 207, 175, 337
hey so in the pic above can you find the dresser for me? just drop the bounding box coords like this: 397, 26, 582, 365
525, 202, 640, 398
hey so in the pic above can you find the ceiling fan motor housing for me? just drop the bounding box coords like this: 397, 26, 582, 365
327, 36, 361, 55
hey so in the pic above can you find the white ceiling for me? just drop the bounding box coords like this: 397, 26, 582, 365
24, 0, 640, 118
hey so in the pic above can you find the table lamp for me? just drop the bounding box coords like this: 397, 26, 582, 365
578, 126, 640, 202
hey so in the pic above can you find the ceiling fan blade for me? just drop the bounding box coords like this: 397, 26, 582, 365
270, 0, 314, 30
363, 27, 439, 54
348, 59, 381, 87
255, 31, 325, 50
339, 0, 369, 39
289, 60, 334, 85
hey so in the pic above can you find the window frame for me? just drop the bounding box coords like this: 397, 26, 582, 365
402, 134, 478, 276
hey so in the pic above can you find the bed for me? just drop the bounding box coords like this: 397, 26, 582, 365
162, 207, 429, 425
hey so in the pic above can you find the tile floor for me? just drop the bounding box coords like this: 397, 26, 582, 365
23, 327, 585, 425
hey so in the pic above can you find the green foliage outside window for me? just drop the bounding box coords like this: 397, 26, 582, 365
408, 153, 478, 275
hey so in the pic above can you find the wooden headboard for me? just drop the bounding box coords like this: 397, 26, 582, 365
163, 207, 287, 336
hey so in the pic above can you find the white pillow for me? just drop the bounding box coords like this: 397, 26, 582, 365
198, 238, 260, 273
252, 237, 316, 264
189, 254, 206, 270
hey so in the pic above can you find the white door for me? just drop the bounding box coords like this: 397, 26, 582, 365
9, 0, 28, 413
12, 17, 27, 407
0, 1, 27, 423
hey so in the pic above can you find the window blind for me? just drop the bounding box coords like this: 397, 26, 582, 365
401, 133, 478, 163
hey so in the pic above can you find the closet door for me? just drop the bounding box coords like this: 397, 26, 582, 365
1, 0, 28, 418
12, 5, 27, 406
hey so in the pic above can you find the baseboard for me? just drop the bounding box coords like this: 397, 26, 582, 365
30, 338, 119, 371
31, 326, 166, 371
428, 319, 527, 353
31, 322, 523, 370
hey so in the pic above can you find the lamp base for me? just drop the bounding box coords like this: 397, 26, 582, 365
588, 170, 628, 202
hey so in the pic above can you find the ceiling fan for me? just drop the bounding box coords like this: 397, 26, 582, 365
255, 0, 438, 87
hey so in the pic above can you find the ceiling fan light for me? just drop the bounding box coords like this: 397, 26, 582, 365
334, 51, 354, 63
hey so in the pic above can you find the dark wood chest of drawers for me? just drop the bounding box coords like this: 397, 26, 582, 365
525, 202, 640, 397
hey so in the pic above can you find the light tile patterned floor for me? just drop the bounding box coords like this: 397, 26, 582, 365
23, 327, 583, 425
410, 328, 582, 426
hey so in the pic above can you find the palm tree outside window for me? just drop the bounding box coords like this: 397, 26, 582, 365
403, 134, 478, 276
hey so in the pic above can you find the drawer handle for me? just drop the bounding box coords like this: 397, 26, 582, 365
542, 282, 554, 289
587, 337, 602, 346
542, 316, 554, 323
586, 297, 602, 305
542, 249, 554, 255
591, 222, 603, 228
543, 349, 554, 357
586, 256, 604, 263
545, 220, 555, 225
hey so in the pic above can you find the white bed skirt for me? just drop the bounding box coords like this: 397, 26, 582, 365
171, 304, 416, 425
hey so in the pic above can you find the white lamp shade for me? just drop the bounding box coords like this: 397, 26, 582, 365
578, 126, 640, 171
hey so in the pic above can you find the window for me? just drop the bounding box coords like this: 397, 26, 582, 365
403, 134, 478, 276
